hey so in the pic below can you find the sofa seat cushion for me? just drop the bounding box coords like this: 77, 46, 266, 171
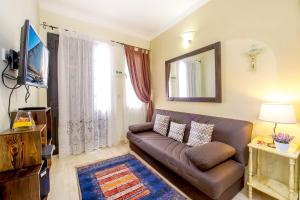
128, 131, 183, 163
127, 131, 244, 199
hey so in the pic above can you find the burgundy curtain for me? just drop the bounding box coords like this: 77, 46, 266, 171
124, 45, 153, 122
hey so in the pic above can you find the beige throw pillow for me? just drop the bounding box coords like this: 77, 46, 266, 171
187, 121, 214, 146
168, 122, 186, 143
153, 114, 170, 136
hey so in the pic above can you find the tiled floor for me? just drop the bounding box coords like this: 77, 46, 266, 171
48, 144, 274, 200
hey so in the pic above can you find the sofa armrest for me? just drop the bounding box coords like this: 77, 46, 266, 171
128, 122, 154, 133
185, 141, 236, 171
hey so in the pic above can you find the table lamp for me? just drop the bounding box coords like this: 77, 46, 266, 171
259, 103, 296, 148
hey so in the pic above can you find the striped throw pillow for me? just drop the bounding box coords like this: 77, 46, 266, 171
187, 121, 214, 146
168, 122, 186, 143
153, 114, 170, 136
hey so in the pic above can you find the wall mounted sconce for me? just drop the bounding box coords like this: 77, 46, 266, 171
246, 46, 263, 71
182, 31, 196, 45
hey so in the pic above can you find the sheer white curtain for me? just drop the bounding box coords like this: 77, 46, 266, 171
58, 32, 145, 157
110, 43, 146, 143
58, 31, 113, 157
109, 44, 126, 146
122, 61, 146, 136
186, 62, 201, 97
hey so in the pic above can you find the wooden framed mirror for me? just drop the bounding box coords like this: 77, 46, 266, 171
165, 42, 221, 102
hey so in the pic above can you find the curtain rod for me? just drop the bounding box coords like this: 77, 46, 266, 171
40, 22, 150, 51
110, 40, 150, 52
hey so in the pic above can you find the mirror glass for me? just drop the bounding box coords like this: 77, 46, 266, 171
168, 49, 215, 98
165, 42, 221, 102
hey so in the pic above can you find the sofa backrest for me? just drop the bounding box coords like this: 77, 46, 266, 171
152, 109, 253, 166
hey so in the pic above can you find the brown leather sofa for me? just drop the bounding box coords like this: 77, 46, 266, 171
127, 109, 253, 200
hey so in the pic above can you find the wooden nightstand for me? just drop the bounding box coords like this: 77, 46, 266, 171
248, 136, 299, 200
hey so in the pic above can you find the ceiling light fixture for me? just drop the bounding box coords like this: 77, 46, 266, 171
182, 31, 196, 44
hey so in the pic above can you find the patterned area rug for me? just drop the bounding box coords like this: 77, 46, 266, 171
76, 154, 186, 200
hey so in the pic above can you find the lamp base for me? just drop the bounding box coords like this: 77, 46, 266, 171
267, 143, 276, 148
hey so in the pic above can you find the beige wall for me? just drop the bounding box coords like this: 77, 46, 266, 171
38, 9, 150, 106
150, 0, 300, 183
151, 0, 300, 136
0, 0, 40, 131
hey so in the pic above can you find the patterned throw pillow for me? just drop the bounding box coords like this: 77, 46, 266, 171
187, 121, 214, 146
168, 122, 186, 143
153, 114, 170, 136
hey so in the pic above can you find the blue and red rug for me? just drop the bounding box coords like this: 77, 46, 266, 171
76, 154, 186, 200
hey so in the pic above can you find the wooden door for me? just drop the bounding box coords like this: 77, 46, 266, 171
47, 33, 59, 155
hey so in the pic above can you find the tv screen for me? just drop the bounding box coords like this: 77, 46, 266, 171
18, 20, 49, 88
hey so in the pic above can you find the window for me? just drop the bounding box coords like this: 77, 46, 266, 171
124, 61, 144, 109
93, 42, 112, 111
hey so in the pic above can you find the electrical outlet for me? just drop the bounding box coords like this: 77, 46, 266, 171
1, 48, 7, 61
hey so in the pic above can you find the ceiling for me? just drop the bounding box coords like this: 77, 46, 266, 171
39, 0, 210, 40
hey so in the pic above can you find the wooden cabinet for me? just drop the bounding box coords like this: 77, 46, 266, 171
0, 125, 45, 172
0, 107, 54, 200
0, 164, 42, 200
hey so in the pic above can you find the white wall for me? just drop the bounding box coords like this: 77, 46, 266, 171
38, 9, 150, 106
0, 0, 40, 131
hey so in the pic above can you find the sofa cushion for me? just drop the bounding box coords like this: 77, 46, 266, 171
127, 131, 244, 199
128, 122, 154, 133
168, 122, 186, 142
153, 114, 170, 136
185, 141, 236, 171
187, 121, 214, 146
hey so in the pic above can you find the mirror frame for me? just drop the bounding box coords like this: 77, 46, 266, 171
165, 42, 221, 102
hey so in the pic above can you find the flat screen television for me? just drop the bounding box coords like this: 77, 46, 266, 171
18, 20, 49, 88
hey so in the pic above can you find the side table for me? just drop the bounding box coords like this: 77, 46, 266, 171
248, 136, 299, 200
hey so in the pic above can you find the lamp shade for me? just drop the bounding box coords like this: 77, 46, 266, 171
259, 103, 296, 124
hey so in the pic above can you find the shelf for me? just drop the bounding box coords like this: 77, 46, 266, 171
248, 175, 298, 200
0, 125, 46, 136
0, 162, 43, 183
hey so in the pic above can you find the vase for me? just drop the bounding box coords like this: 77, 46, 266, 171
13, 111, 35, 130
274, 141, 290, 152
